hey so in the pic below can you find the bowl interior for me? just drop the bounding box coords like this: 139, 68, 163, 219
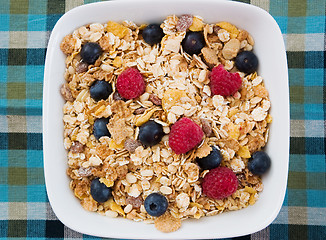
43, 0, 289, 239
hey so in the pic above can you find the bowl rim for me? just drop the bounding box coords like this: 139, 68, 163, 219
43, 0, 289, 239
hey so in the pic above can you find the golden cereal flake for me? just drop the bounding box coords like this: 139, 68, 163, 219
107, 198, 125, 217
154, 212, 182, 233
216, 22, 239, 38
135, 107, 160, 126
189, 16, 204, 32
108, 116, 134, 145
106, 21, 129, 39
227, 122, 240, 140
237, 145, 251, 158
109, 138, 124, 150
194, 140, 212, 158
99, 177, 114, 188
111, 100, 132, 118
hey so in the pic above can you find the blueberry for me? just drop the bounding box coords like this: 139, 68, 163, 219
93, 118, 110, 140
196, 146, 222, 170
182, 31, 205, 55
90, 178, 112, 203
90, 80, 113, 101
142, 24, 164, 45
138, 120, 164, 146
144, 192, 168, 217
248, 151, 271, 175
235, 51, 258, 74
80, 42, 102, 64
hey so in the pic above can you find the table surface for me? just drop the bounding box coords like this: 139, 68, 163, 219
0, 0, 325, 239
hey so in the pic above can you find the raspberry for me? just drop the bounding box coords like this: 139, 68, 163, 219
116, 68, 145, 99
202, 167, 238, 199
209, 64, 242, 96
169, 117, 204, 154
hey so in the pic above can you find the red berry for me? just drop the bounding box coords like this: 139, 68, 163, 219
169, 117, 204, 154
209, 64, 242, 96
116, 68, 145, 99
202, 167, 238, 200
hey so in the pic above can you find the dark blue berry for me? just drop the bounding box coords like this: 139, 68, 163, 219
90, 178, 112, 203
80, 42, 102, 64
142, 24, 164, 45
138, 120, 164, 146
196, 146, 223, 170
182, 31, 205, 55
144, 192, 168, 217
248, 151, 271, 175
235, 51, 258, 74
93, 118, 110, 140
90, 80, 113, 101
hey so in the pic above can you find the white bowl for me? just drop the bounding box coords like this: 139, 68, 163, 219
43, 0, 289, 239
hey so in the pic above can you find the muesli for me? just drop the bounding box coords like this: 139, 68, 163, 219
60, 15, 272, 232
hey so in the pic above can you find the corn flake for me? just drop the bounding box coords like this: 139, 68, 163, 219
106, 21, 129, 39
189, 16, 204, 32
216, 22, 239, 38
237, 145, 251, 158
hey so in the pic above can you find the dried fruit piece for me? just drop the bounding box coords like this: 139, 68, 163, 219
176, 14, 193, 32
106, 21, 129, 38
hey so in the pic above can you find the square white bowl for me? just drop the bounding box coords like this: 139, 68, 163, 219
43, 0, 289, 239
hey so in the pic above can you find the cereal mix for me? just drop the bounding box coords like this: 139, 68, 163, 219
60, 15, 272, 232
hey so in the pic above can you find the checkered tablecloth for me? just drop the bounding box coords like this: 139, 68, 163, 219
0, 0, 325, 239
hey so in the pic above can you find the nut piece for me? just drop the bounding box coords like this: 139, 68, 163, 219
176, 14, 193, 32
154, 212, 182, 233
200, 118, 212, 136
60, 83, 74, 102
222, 39, 240, 60
76, 62, 89, 73
149, 94, 162, 106
124, 138, 142, 153
113, 92, 124, 101
70, 141, 85, 153
126, 196, 143, 209
134, 107, 146, 115
201, 47, 218, 66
